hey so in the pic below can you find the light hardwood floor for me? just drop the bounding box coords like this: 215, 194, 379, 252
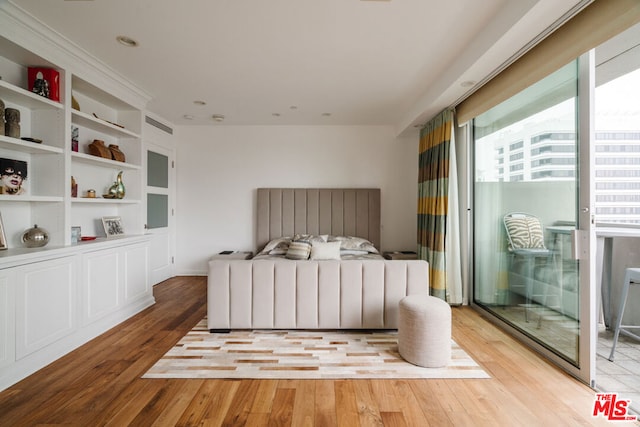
0, 276, 637, 426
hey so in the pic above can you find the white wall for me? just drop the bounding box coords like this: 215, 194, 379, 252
175, 125, 419, 275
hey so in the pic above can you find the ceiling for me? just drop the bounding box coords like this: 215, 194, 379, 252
9, 0, 585, 133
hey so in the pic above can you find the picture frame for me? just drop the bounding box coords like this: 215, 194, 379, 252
1, 157, 28, 196
102, 216, 124, 238
71, 226, 81, 244
0, 212, 7, 250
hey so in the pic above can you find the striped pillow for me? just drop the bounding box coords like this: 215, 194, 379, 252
504, 216, 545, 251
285, 240, 312, 260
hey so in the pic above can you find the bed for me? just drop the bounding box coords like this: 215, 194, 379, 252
207, 188, 430, 330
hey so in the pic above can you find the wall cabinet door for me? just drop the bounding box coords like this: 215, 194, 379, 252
0, 270, 15, 369
15, 257, 77, 360
82, 249, 120, 324
124, 243, 149, 303
82, 242, 150, 324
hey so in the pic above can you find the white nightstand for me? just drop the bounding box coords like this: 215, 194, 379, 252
210, 251, 253, 260
383, 251, 418, 260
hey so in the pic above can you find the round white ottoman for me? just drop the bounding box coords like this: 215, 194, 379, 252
398, 295, 451, 368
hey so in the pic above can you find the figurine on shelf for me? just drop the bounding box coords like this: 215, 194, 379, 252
0, 157, 27, 195
5, 108, 20, 138
31, 71, 50, 99
104, 171, 125, 199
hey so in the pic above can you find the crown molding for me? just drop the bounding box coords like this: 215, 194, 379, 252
0, 1, 151, 109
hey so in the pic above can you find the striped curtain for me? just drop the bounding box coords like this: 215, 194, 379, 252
418, 108, 462, 303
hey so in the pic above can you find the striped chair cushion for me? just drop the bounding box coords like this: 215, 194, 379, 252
504, 215, 545, 251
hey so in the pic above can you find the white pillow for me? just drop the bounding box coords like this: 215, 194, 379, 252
310, 241, 341, 260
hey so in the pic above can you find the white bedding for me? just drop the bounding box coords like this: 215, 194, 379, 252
255, 234, 382, 260
253, 252, 384, 261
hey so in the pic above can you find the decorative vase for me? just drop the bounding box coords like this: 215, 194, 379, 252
105, 171, 125, 199
22, 224, 49, 248
71, 176, 78, 198
71, 126, 79, 152
88, 139, 111, 159
108, 144, 125, 162
71, 95, 80, 111
0, 98, 4, 128
5, 108, 20, 138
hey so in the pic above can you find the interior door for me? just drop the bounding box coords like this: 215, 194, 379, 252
145, 144, 174, 285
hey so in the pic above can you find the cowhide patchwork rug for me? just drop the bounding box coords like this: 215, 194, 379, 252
143, 318, 489, 380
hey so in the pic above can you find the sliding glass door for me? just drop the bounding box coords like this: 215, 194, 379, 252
473, 60, 586, 368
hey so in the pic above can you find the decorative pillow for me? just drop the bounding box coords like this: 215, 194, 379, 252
285, 240, 312, 260
310, 241, 341, 260
328, 235, 379, 254
504, 215, 545, 251
293, 234, 327, 245
340, 249, 370, 256
268, 241, 290, 255
258, 237, 292, 255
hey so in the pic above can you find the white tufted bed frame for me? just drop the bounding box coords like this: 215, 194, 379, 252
207, 188, 429, 331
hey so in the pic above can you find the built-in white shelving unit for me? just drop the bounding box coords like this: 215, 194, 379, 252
69, 74, 144, 238
0, 6, 154, 392
0, 38, 146, 250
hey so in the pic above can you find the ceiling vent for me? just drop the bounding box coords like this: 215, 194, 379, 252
145, 115, 173, 135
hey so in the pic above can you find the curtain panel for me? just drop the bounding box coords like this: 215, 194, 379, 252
418, 108, 462, 302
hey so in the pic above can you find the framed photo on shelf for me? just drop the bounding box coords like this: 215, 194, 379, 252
71, 226, 81, 244
102, 216, 124, 238
0, 212, 7, 250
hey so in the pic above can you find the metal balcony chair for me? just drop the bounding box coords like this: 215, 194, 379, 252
503, 212, 560, 327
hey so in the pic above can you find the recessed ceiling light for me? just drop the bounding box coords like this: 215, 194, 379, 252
116, 35, 138, 47
211, 114, 225, 122
183, 114, 195, 120
193, 100, 206, 106
460, 80, 476, 88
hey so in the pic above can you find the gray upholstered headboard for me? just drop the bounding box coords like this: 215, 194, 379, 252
256, 188, 381, 252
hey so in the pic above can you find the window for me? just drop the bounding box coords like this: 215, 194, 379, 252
509, 152, 524, 161
594, 68, 640, 224
509, 140, 524, 150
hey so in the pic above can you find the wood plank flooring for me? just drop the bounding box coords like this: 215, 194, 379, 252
0, 276, 635, 426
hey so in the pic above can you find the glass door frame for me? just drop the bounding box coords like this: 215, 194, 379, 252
468, 51, 596, 386
576, 50, 597, 387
